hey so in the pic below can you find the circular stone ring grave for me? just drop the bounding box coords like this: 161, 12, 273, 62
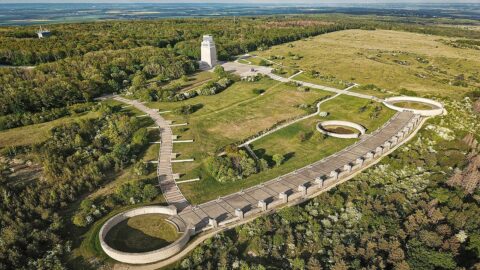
383, 96, 444, 116
99, 206, 194, 264
316, 120, 366, 139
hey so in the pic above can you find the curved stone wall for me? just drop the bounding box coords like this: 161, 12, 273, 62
99, 206, 193, 265
316, 120, 366, 139
383, 96, 444, 116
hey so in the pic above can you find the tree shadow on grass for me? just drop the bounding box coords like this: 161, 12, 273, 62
284, 152, 295, 162
253, 147, 274, 165
105, 219, 174, 253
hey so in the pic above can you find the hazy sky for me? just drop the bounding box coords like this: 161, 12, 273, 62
3, 0, 479, 3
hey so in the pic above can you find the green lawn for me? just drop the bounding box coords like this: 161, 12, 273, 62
146, 78, 331, 184
320, 95, 396, 133
0, 111, 100, 149
392, 101, 436, 110
104, 214, 179, 253
293, 72, 349, 89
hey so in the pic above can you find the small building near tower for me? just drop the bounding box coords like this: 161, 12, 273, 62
200, 35, 217, 69
36, 26, 51, 39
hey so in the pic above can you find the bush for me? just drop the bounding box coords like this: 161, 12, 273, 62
197, 78, 233, 96
399, 88, 418, 96
465, 88, 480, 101
258, 59, 270, 66
273, 154, 285, 167
175, 104, 203, 115
253, 88, 265, 95
133, 161, 150, 176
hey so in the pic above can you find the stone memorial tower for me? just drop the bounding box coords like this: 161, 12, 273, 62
201, 35, 217, 69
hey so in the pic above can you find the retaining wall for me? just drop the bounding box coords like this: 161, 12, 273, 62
383, 96, 444, 116
99, 206, 193, 264
316, 120, 366, 139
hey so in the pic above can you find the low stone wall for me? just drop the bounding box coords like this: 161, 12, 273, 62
316, 120, 366, 139
99, 206, 193, 265
383, 96, 444, 116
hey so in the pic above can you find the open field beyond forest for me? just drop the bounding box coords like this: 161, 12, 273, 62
254, 29, 480, 97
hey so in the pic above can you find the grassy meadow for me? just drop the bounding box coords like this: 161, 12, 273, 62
254, 29, 480, 97
147, 78, 332, 184
0, 111, 100, 149
176, 92, 395, 204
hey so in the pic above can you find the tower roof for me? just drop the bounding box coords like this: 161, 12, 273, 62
202, 35, 214, 42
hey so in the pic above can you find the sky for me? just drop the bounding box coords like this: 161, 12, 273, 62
3, 0, 479, 3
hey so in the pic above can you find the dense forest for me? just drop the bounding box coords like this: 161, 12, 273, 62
176, 95, 480, 270
0, 104, 152, 269
0, 18, 352, 66
0, 47, 195, 116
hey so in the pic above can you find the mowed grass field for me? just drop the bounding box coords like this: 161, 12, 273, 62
254, 29, 480, 97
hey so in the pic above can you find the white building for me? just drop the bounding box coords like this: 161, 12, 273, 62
200, 35, 217, 69
36, 26, 51, 39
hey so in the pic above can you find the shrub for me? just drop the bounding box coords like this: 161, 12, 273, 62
273, 154, 285, 167
175, 104, 203, 115
253, 88, 265, 95
258, 59, 270, 66
399, 88, 418, 96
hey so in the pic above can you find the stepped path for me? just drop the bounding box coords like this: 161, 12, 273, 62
112, 96, 190, 210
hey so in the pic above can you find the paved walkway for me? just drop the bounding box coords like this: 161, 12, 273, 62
239, 83, 357, 147
112, 96, 190, 210
222, 60, 382, 102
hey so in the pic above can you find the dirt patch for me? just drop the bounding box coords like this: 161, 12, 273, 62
1, 156, 42, 185
473, 100, 480, 114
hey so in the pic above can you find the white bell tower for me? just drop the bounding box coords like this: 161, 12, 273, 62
201, 35, 217, 69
